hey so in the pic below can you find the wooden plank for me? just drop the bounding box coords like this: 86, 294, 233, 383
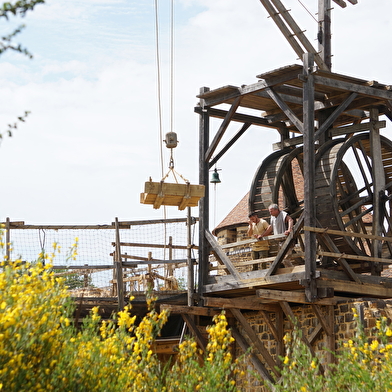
231, 308, 280, 377
203, 296, 281, 311
258, 0, 305, 64
314, 92, 358, 141
152, 338, 180, 354
314, 250, 392, 265
256, 288, 337, 305
204, 270, 320, 293
317, 279, 392, 297
116, 242, 196, 250
311, 304, 332, 336
205, 229, 242, 280
313, 74, 392, 101
194, 106, 277, 129
265, 215, 304, 277
209, 122, 251, 168
205, 96, 242, 162
182, 314, 207, 352
265, 86, 304, 133
220, 234, 286, 249
332, 0, 346, 7
160, 304, 223, 317
315, 230, 362, 283
270, 0, 327, 70
303, 53, 317, 302
303, 226, 392, 242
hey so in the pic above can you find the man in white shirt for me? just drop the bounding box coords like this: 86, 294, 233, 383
262, 203, 293, 237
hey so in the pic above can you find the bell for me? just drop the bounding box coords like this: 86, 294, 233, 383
210, 169, 221, 184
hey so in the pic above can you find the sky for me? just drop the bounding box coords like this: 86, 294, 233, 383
1, 0, 392, 227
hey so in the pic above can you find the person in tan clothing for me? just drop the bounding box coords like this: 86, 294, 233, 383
247, 212, 270, 270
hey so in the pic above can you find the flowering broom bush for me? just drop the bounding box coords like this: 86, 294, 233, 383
0, 229, 243, 392
270, 309, 392, 392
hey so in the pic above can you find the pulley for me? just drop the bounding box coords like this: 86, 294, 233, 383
164, 131, 178, 148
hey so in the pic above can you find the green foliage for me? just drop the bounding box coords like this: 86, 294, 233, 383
268, 309, 392, 392
0, 0, 44, 19
0, 228, 244, 391
0, 1, 44, 142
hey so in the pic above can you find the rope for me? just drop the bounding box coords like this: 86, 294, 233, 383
297, 0, 318, 23
170, 0, 175, 134
153, 0, 165, 180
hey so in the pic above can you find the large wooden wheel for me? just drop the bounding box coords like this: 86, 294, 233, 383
315, 133, 392, 258
249, 148, 292, 220
249, 132, 392, 261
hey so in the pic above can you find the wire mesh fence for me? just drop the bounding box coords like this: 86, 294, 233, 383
2, 218, 199, 298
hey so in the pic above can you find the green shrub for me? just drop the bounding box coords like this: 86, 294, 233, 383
269, 309, 392, 392
0, 230, 244, 391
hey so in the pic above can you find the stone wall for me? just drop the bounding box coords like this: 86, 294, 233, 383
234, 299, 392, 391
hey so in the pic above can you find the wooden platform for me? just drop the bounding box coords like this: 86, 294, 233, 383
203, 265, 392, 301
140, 181, 205, 210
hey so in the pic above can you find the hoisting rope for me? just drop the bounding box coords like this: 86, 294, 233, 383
153, 0, 165, 180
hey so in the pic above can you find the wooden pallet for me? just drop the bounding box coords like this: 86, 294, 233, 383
140, 180, 205, 210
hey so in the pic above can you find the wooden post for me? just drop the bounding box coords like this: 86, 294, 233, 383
5, 217, 10, 262
187, 207, 194, 306
318, 0, 332, 71
370, 108, 384, 275
303, 53, 317, 302
114, 217, 125, 311
198, 87, 210, 302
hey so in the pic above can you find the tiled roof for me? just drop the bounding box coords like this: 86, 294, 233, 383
212, 192, 249, 235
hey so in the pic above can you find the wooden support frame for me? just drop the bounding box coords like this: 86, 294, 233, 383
231, 308, 281, 378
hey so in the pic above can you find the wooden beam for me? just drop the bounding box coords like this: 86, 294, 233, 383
313, 250, 392, 265
279, 301, 324, 373
256, 288, 338, 305
260, 310, 280, 341
160, 304, 223, 317
182, 314, 207, 352
231, 308, 280, 377
270, 0, 327, 70
314, 92, 358, 141
315, 230, 362, 283
204, 229, 242, 280
317, 278, 392, 297
332, 0, 346, 8
303, 225, 392, 243
265, 86, 304, 133
231, 326, 275, 384
205, 96, 242, 162
194, 106, 277, 128
265, 215, 304, 277
203, 296, 281, 311
303, 53, 317, 302
258, 0, 306, 65
204, 270, 320, 294
311, 304, 332, 336
209, 122, 251, 168
308, 324, 323, 345
313, 75, 392, 101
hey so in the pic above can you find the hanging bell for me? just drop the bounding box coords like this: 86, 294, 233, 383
210, 168, 221, 184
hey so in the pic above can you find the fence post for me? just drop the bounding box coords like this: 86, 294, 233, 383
114, 217, 125, 311
187, 207, 194, 306
5, 217, 10, 262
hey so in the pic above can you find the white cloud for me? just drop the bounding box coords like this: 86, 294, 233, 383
1, 0, 392, 227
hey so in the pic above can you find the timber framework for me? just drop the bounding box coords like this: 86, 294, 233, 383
166, 0, 392, 387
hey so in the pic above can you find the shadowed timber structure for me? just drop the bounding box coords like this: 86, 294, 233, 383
164, 0, 392, 388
